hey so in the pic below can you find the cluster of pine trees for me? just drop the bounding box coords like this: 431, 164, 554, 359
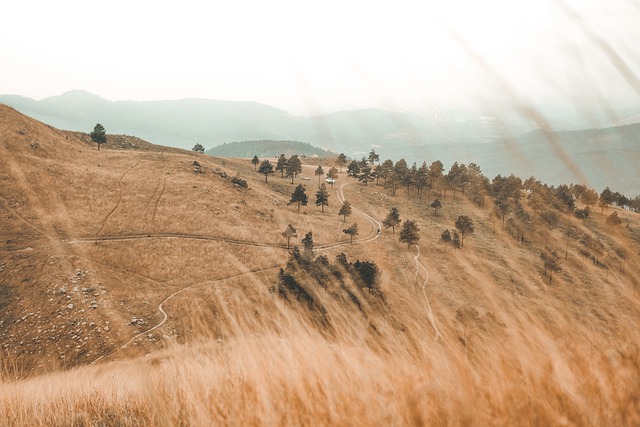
342, 150, 640, 214
272, 230, 383, 328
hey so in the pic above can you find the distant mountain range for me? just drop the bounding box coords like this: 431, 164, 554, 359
1, 90, 639, 194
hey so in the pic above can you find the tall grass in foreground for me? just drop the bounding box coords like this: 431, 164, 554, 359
1, 333, 638, 426
2, 265, 639, 426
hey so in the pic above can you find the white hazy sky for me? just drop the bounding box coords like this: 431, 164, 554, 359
1, 0, 639, 114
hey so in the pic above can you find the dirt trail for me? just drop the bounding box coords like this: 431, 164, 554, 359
316, 182, 382, 251
412, 245, 444, 343
64, 233, 288, 249
91, 265, 279, 364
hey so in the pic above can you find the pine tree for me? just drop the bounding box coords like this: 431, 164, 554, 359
315, 183, 329, 212
399, 220, 420, 249
286, 155, 302, 183
495, 195, 510, 225
258, 160, 274, 183
315, 165, 324, 184
382, 207, 401, 234
338, 200, 352, 222
430, 199, 442, 215
455, 215, 474, 247
343, 223, 359, 244
606, 211, 622, 226
327, 167, 338, 178
276, 154, 288, 178
289, 184, 308, 213
452, 231, 461, 248
252, 155, 260, 171
347, 160, 360, 176
368, 149, 379, 165
281, 224, 297, 249
90, 123, 107, 150
192, 143, 205, 153
336, 153, 348, 172
540, 249, 562, 284
302, 231, 314, 257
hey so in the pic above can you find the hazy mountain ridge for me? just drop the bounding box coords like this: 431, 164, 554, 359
5, 91, 636, 152
1, 91, 639, 194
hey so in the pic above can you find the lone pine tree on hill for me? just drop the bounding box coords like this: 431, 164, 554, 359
338, 200, 352, 222
343, 223, 359, 243
258, 159, 274, 183
315, 183, 329, 212
252, 155, 260, 171
399, 219, 420, 249
90, 123, 107, 150
382, 207, 401, 234
192, 143, 205, 153
289, 184, 308, 213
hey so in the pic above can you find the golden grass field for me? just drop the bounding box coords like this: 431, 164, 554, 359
1, 105, 639, 425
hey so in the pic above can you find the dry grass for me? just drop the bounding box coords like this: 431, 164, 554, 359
1, 105, 640, 425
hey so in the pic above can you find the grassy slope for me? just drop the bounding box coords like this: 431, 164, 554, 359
1, 105, 639, 425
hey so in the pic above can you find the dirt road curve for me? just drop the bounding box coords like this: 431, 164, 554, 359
316, 182, 382, 251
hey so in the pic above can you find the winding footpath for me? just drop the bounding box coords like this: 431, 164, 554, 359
90, 266, 278, 365
412, 245, 444, 343
88, 180, 443, 364
65, 233, 288, 249
316, 182, 382, 250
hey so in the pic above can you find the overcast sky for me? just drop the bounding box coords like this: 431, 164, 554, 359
1, 0, 639, 114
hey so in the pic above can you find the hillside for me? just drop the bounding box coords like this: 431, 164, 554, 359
205, 139, 336, 158
1, 105, 640, 425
